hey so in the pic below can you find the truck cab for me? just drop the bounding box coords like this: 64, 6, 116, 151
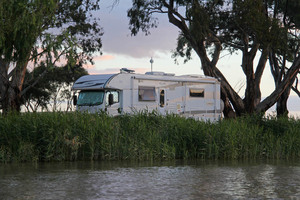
74, 89, 121, 115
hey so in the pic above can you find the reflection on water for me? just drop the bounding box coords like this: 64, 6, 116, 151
0, 160, 300, 200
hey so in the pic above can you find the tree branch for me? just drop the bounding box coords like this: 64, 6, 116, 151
257, 55, 300, 112
210, 34, 222, 66
255, 47, 269, 84
292, 76, 300, 97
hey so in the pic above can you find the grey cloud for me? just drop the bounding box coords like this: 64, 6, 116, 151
99, 1, 178, 58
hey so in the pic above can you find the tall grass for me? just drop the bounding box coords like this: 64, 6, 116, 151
0, 112, 299, 163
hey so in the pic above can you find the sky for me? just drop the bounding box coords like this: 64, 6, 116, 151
86, 1, 299, 115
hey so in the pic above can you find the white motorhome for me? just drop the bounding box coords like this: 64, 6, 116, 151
72, 68, 223, 121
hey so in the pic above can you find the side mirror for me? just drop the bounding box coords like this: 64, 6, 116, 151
108, 93, 114, 105
73, 95, 77, 105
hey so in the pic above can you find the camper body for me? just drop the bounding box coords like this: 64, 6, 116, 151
72, 69, 223, 121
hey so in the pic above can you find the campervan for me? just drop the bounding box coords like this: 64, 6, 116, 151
72, 68, 223, 121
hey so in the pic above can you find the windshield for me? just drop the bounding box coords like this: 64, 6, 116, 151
77, 90, 104, 106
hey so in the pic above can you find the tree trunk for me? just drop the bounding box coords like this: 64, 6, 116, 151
7, 87, 22, 112
276, 91, 289, 117
243, 58, 256, 113
0, 52, 30, 113
276, 74, 296, 117
1, 80, 22, 113
0, 64, 28, 114
222, 94, 236, 118
239, 43, 269, 115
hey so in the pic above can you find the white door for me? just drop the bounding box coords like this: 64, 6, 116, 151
105, 91, 120, 116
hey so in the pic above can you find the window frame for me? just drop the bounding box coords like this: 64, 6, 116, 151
189, 88, 205, 98
105, 90, 119, 106
159, 89, 165, 107
138, 86, 156, 102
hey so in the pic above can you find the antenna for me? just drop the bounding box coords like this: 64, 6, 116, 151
150, 57, 154, 72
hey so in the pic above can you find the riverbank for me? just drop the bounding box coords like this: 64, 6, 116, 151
0, 112, 299, 163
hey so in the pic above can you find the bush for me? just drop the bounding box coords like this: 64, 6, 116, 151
0, 112, 299, 163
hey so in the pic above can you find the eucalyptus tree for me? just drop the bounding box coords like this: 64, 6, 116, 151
267, 0, 300, 116
128, 0, 300, 117
0, 0, 102, 113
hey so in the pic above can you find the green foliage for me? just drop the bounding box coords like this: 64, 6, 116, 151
0, 0, 102, 112
0, 112, 299, 163
172, 34, 193, 64
0, 0, 57, 62
273, 0, 300, 28
127, 0, 160, 36
22, 63, 88, 111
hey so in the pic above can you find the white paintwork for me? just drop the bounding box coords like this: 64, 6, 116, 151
72, 70, 223, 121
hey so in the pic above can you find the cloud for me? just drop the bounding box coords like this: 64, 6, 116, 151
99, 1, 179, 58
93, 55, 115, 61
83, 55, 115, 71
133, 68, 148, 74
88, 67, 119, 74
83, 64, 95, 69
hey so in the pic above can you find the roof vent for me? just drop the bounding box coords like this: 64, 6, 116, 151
145, 71, 175, 76
120, 68, 135, 73
179, 74, 206, 78
145, 71, 165, 76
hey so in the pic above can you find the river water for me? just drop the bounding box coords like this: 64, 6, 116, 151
0, 160, 299, 200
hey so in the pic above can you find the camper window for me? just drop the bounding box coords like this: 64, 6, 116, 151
138, 86, 156, 101
105, 91, 119, 106
77, 90, 105, 106
190, 89, 204, 98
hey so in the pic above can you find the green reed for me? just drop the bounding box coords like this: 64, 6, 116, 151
0, 112, 299, 163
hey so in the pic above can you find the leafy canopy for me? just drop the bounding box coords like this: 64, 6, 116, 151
0, 0, 103, 112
